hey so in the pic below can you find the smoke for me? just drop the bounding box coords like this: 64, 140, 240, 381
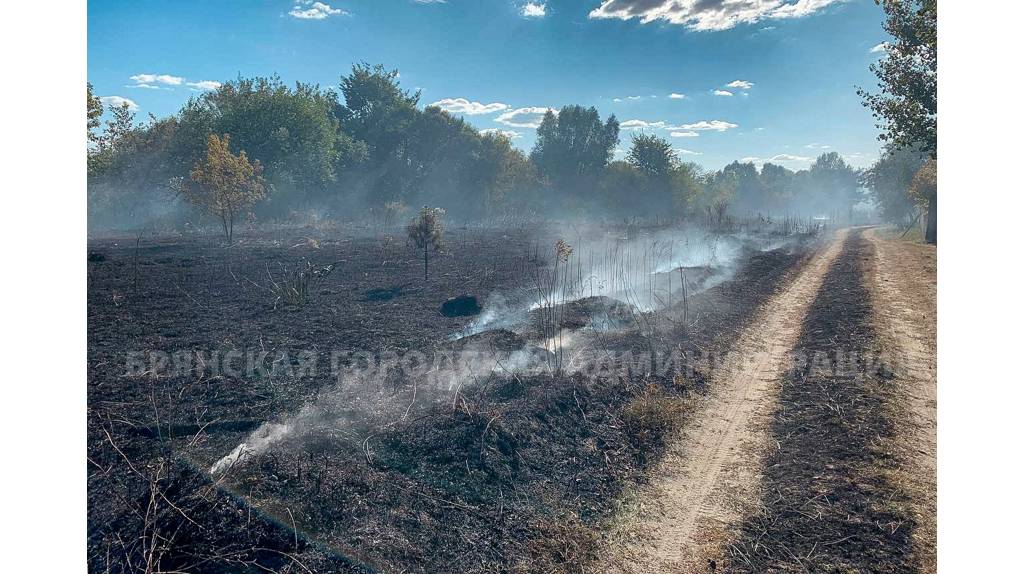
210, 422, 292, 475
209, 218, 811, 477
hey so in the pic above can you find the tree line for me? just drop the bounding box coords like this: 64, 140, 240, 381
88, 64, 870, 234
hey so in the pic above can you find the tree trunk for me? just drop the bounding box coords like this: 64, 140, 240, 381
925, 193, 937, 245
423, 244, 428, 281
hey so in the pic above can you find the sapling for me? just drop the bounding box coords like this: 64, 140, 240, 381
407, 207, 445, 280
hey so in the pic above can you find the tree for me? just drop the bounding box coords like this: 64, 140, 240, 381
670, 162, 704, 218
910, 159, 937, 244
809, 152, 861, 218
87, 83, 103, 144
531, 106, 619, 198
178, 76, 349, 211
858, 0, 937, 156
760, 163, 795, 212
864, 145, 926, 225
699, 170, 737, 227
722, 161, 764, 214
599, 161, 645, 214
627, 133, 675, 178
624, 133, 679, 215
407, 207, 445, 280
184, 134, 267, 242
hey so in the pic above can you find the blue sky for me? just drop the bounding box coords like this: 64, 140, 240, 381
88, 0, 890, 170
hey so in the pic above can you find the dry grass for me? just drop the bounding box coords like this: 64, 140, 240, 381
622, 384, 693, 453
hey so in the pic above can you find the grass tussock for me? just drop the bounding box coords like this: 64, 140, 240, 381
622, 383, 692, 453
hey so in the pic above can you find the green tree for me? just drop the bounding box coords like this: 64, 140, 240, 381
864, 145, 926, 225
809, 152, 861, 218
184, 134, 267, 242
696, 170, 737, 227
722, 161, 764, 214
760, 163, 795, 212
87, 83, 103, 144
599, 161, 645, 214
531, 106, 619, 199
858, 0, 937, 156
177, 77, 349, 210
669, 162, 704, 218
627, 133, 675, 178
626, 133, 685, 215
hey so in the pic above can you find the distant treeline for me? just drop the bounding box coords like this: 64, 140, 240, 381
86, 64, 922, 230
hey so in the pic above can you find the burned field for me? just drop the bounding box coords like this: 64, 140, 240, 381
87, 223, 820, 573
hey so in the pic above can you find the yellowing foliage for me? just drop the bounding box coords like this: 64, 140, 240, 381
185, 134, 267, 241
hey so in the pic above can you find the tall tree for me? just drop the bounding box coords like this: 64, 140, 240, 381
531, 106, 619, 198
87, 82, 103, 144
858, 0, 936, 242
864, 145, 926, 225
760, 163, 795, 212
858, 0, 937, 156
626, 133, 679, 214
627, 133, 675, 178
809, 152, 861, 218
722, 161, 764, 214
177, 76, 348, 209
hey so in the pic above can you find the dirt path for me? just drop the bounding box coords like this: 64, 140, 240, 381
602, 229, 849, 573
865, 228, 937, 571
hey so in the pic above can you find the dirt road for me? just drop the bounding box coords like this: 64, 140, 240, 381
603, 228, 937, 573
602, 229, 850, 573
866, 228, 937, 571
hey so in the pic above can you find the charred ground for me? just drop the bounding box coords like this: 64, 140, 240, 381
87, 223, 818, 573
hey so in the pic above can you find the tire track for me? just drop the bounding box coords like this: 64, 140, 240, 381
865, 228, 937, 571
728, 228, 921, 573
602, 229, 849, 573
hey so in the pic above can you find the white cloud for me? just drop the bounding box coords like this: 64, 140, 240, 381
522, 2, 546, 17
713, 89, 733, 96
430, 97, 510, 115
128, 74, 219, 91
805, 142, 830, 149
870, 42, 888, 53
187, 80, 222, 90
494, 106, 556, 128
726, 79, 754, 90
675, 148, 702, 155
770, 153, 810, 162
613, 97, 623, 102
677, 119, 738, 131
588, 0, 841, 32
413, 0, 447, 3
100, 96, 138, 112
129, 73, 183, 86
670, 131, 699, 137
289, 1, 345, 20
740, 153, 810, 167
480, 128, 522, 139
620, 119, 668, 130
668, 92, 686, 99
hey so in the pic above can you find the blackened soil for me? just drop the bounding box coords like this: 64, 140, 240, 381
87, 227, 814, 573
